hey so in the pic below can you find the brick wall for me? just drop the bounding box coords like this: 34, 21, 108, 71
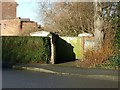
22, 21, 38, 31
1, 2, 17, 20
20, 21, 39, 35
0, 18, 39, 36
1, 18, 21, 36
0, 1, 39, 36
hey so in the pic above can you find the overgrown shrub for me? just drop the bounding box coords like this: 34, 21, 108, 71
79, 42, 114, 68
78, 34, 119, 69
78, 6, 120, 69
2, 36, 51, 64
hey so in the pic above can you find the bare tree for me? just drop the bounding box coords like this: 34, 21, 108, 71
38, 1, 117, 48
94, 1, 118, 50
39, 2, 94, 36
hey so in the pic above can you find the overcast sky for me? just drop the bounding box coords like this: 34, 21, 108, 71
16, 0, 53, 26
17, 1, 40, 24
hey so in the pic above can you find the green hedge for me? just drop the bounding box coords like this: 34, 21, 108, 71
2, 36, 51, 64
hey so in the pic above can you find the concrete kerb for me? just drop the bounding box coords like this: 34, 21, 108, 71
12, 65, 119, 81
12, 65, 58, 74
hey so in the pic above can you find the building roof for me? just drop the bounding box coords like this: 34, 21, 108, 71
30, 31, 51, 37
20, 18, 30, 22
78, 33, 93, 37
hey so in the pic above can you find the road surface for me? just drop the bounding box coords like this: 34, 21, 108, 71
2, 69, 118, 88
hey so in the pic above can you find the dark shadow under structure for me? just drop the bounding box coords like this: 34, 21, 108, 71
55, 36, 75, 64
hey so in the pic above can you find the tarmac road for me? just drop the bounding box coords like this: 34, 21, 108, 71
2, 69, 119, 88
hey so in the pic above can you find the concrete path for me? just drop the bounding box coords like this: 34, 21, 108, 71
12, 63, 119, 81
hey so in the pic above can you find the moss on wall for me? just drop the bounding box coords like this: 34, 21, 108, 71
55, 36, 83, 63
61, 37, 83, 59
56, 37, 75, 63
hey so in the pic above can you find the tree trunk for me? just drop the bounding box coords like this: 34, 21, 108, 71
94, 0, 104, 50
